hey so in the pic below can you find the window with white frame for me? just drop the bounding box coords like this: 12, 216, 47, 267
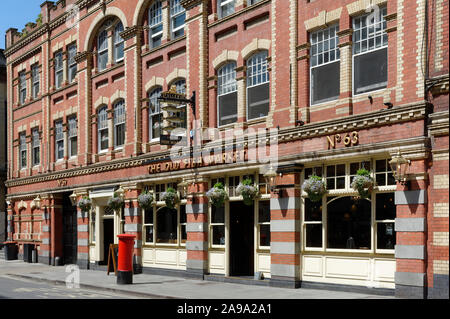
97, 29, 108, 71
54, 51, 63, 89
31, 65, 40, 99
98, 106, 109, 152
352, 7, 388, 95
114, 22, 124, 63
217, 62, 238, 126
170, 0, 185, 39
68, 116, 78, 158
149, 0, 163, 48
247, 51, 269, 120
19, 71, 26, 105
32, 128, 40, 166
210, 177, 226, 246
258, 200, 270, 248
180, 205, 187, 244
156, 207, 178, 243
90, 210, 96, 243
19, 132, 27, 169
114, 100, 125, 148
310, 24, 340, 105
143, 207, 154, 244
218, 0, 235, 18
55, 120, 64, 161
375, 158, 396, 186
302, 161, 396, 251
68, 44, 77, 83
149, 87, 162, 140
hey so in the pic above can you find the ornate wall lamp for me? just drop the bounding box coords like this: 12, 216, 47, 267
389, 150, 411, 190
69, 192, 78, 206
264, 166, 280, 194
177, 180, 189, 198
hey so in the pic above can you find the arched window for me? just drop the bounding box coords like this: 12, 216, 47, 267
217, 62, 237, 126
149, 0, 163, 48
98, 106, 109, 152
114, 100, 126, 148
114, 22, 124, 62
170, 0, 185, 39
148, 87, 162, 140
246, 51, 269, 120
97, 29, 108, 71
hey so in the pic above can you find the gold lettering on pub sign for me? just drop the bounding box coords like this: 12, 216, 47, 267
327, 131, 359, 149
148, 150, 247, 174
57, 180, 68, 187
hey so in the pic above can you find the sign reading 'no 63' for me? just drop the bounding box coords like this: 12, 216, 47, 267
327, 131, 359, 149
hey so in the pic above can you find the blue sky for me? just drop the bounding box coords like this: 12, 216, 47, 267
1, 0, 44, 49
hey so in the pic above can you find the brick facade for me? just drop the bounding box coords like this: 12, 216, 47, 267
3, 0, 448, 298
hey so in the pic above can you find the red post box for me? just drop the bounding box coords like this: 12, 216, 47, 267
117, 234, 136, 285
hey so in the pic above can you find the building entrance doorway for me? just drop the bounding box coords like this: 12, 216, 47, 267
101, 218, 114, 266
229, 201, 254, 277
62, 194, 77, 265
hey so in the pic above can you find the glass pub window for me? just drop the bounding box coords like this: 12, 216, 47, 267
149, 0, 163, 48
327, 197, 371, 249
68, 116, 78, 157
170, 0, 186, 39
68, 44, 77, 83
32, 65, 40, 99
54, 51, 63, 89
375, 159, 396, 186
258, 201, 271, 247
32, 128, 40, 166
114, 22, 124, 63
19, 133, 27, 169
326, 164, 346, 190
156, 207, 178, 243
304, 198, 322, 248
90, 211, 96, 243
55, 120, 64, 161
211, 205, 225, 246
218, 62, 238, 126
180, 205, 187, 244
247, 51, 269, 120
19, 72, 27, 104
149, 87, 162, 140
218, 0, 235, 19
376, 193, 396, 250
310, 24, 340, 105
98, 106, 109, 152
353, 7, 388, 95
144, 207, 154, 244
114, 100, 125, 148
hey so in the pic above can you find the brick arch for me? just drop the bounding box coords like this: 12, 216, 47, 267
166, 69, 187, 87
212, 50, 240, 71
84, 7, 129, 52
241, 38, 271, 61
133, 0, 158, 26
145, 76, 165, 93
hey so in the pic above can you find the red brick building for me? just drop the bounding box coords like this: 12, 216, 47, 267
3, 0, 448, 298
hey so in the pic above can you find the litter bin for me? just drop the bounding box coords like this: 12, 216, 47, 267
4, 242, 18, 261
117, 234, 136, 285
23, 244, 33, 263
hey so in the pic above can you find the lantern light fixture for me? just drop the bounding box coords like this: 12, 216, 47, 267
69, 192, 77, 206
116, 186, 126, 199
264, 166, 279, 193
177, 180, 189, 197
389, 149, 411, 189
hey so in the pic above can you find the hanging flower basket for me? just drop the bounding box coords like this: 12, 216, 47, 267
138, 191, 154, 211
206, 182, 228, 208
107, 193, 124, 212
236, 179, 260, 206
351, 169, 375, 199
161, 187, 180, 210
302, 175, 327, 202
77, 197, 92, 213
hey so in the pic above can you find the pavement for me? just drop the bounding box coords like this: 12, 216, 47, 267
0, 249, 396, 299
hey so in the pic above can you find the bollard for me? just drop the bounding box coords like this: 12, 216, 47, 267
117, 234, 136, 285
